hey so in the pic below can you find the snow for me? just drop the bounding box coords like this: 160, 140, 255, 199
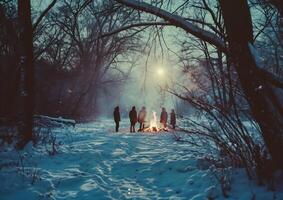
34, 115, 76, 127
1, 118, 282, 200
205, 186, 218, 199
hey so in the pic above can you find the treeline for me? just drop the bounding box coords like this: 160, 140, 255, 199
0, 0, 140, 123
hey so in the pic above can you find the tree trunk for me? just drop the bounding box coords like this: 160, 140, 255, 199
17, 0, 34, 147
219, 0, 283, 169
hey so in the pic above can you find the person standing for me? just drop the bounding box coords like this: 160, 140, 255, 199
138, 106, 147, 131
160, 107, 168, 128
129, 106, 137, 132
170, 109, 176, 129
113, 106, 121, 132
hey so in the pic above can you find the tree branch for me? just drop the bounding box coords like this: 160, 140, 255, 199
33, 0, 57, 31
115, 0, 227, 52
116, 0, 283, 89
101, 21, 172, 37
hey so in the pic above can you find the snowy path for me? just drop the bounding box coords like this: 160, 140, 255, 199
1, 119, 282, 200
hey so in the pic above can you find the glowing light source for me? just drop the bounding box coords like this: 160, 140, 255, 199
157, 68, 164, 76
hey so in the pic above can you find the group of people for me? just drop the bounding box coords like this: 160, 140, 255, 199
113, 106, 176, 132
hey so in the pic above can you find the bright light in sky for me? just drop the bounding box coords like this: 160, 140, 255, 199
157, 68, 165, 76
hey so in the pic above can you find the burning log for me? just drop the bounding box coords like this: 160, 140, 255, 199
151, 127, 158, 132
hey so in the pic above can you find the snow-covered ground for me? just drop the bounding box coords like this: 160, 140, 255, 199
1, 119, 282, 200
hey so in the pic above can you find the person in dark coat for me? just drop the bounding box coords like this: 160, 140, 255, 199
129, 106, 137, 132
160, 107, 168, 128
138, 106, 147, 131
170, 109, 176, 129
113, 106, 121, 132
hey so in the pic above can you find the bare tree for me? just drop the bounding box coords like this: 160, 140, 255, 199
11, 0, 58, 148
17, 0, 35, 147
33, 0, 141, 119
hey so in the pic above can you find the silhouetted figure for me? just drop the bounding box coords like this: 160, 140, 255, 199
160, 107, 168, 128
129, 106, 137, 132
113, 106, 120, 132
138, 106, 147, 131
170, 109, 176, 129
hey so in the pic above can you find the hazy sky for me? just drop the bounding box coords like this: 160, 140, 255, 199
116, 24, 186, 115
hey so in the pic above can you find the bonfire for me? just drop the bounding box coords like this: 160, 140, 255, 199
143, 111, 164, 132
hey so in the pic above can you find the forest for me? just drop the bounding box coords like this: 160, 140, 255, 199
0, 0, 282, 199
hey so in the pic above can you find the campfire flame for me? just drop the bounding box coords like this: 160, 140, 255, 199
149, 111, 157, 130
144, 111, 159, 132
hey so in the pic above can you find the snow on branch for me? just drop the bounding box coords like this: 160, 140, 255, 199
115, 0, 227, 52
34, 115, 76, 128
248, 43, 264, 69
113, 1, 282, 89
249, 43, 283, 89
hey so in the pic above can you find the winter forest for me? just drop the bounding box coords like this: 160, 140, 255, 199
0, 0, 283, 199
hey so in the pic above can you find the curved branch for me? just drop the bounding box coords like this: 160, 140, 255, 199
116, 0, 282, 89
115, 0, 227, 52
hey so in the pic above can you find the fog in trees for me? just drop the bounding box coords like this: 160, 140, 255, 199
0, 0, 282, 199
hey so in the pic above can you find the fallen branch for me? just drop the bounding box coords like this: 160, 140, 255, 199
33, 115, 76, 128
